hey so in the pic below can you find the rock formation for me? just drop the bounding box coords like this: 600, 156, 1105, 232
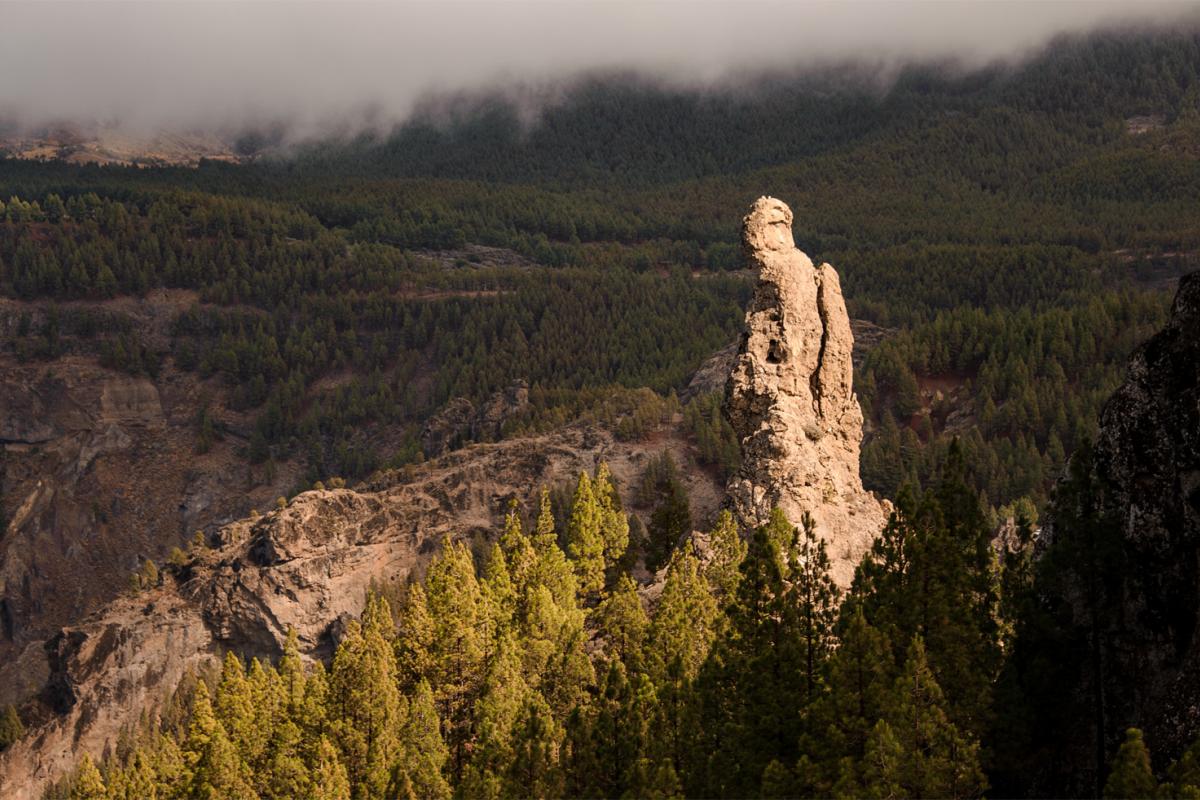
420, 380, 530, 458
0, 348, 301, 710
1029, 272, 1200, 789
0, 422, 721, 798
724, 197, 888, 584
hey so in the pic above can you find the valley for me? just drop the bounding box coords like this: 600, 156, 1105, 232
1, 19, 1200, 799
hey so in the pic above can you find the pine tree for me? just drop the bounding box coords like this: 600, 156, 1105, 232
570, 658, 657, 798
394, 581, 435, 692
298, 662, 331, 757
704, 510, 746, 609
392, 680, 451, 800
277, 627, 307, 715
215, 652, 258, 768
423, 538, 487, 782
0, 704, 23, 750
594, 574, 649, 670
883, 637, 985, 799
851, 447, 1001, 741
1104, 729, 1158, 800
852, 720, 905, 800
106, 749, 160, 800
521, 584, 594, 719
147, 732, 187, 798
70, 753, 107, 800
183, 680, 257, 799
481, 542, 517, 640
690, 523, 804, 797
1167, 734, 1200, 796
261, 716, 311, 800
460, 635, 531, 800
505, 692, 564, 800
498, 499, 537, 608
802, 607, 894, 792
566, 472, 605, 597
529, 497, 579, 611
789, 512, 841, 706
311, 736, 351, 800
648, 549, 719, 780
534, 486, 558, 552
646, 477, 691, 573
594, 461, 630, 573
627, 756, 683, 800
650, 549, 718, 684
761, 759, 796, 799
328, 598, 402, 799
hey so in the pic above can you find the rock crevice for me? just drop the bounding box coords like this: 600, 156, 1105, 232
724, 197, 888, 584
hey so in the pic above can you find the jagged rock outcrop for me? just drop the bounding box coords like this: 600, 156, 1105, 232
724, 197, 888, 584
1033, 272, 1200, 787
0, 422, 721, 799
420, 380, 530, 458
0, 353, 299, 710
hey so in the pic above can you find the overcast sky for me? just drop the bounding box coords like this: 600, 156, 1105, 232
0, 0, 1194, 134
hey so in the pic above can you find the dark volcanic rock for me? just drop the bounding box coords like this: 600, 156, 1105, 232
1024, 273, 1200, 794
1091, 272, 1200, 759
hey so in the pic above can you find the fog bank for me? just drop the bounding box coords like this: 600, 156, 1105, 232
0, 0, 1194, 135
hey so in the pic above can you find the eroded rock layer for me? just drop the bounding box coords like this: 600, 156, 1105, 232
724, 197, 888, 584
0, 423, 721, 799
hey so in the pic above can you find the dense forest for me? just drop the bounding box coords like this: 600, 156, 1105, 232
41, 453, 1200, 799
1, 21, 1199, 800
3, 28, 1197, 510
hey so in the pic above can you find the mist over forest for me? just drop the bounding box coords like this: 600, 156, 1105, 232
0, 0, 1192, 139
4, 4, 1200, 800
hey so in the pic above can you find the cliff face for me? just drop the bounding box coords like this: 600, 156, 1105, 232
724, 197, 888, 584
0, 348, 307, 704
0, 423, 721, 799
1089, 272, 1200, 759
1013, 273, 1200, 794
0, 329, 308, 706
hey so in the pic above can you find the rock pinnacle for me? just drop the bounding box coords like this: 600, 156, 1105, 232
724, 196, 888, 585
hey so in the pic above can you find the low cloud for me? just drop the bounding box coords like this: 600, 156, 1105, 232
1, 0, 1193, 136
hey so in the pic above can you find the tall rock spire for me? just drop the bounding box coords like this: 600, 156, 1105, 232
724, 196, 888, 585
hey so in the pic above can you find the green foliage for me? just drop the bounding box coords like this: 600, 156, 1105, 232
128, 559, 160, 595
565, 473, 605, 598
683, 393, 740, 480
70, 477, 1200, 800
849, 443, 1002, 741
644, 457, 692, 573
703, 509, 746, 609
43, 33, 1200, 791
1104, 729, 1159, 800
881, 637, 986, 799
0, 704, 23, 751
69, 753, 106, 800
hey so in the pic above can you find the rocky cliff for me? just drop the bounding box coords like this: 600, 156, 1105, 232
0, 422, 721, 798
1007, 272, 1200, 795
724, 197, 888, 584
1082, 271, 1200, 765
0, 293, 304, 711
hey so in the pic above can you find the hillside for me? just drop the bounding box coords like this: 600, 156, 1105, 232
1, 26, 1200, 795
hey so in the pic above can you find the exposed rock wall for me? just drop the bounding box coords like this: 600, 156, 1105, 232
0, 422, 722, 799
0, 355, 300, 709
1078, 272, 1200, 767
724, 197, 888, 584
